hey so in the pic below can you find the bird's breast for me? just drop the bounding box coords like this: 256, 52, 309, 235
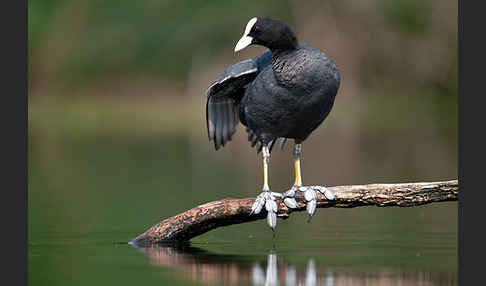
272, 51, 334, 95
241, 46, 339, 139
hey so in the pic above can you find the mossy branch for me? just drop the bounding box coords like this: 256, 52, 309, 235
130, 179, 458, 245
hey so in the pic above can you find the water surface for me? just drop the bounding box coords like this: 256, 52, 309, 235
28, 134, 457, 285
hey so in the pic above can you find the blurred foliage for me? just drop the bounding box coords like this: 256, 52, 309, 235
380, 0, 431, 36
28, 0, 456, 89
28, 0, 294, 83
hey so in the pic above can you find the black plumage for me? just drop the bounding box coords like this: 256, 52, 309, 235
206, 18, 340, 152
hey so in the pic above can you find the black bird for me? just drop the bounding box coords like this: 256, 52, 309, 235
205, 17, 340, 230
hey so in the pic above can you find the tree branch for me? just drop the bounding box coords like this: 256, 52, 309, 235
130, 179, 458, 245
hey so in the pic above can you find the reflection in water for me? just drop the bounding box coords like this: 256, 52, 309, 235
251, 252, 318, 286
132, 244, 451, 286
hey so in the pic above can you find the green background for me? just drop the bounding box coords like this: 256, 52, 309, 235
29, 0, 457, 285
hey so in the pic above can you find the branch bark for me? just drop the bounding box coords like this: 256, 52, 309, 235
130, 179, 458, 245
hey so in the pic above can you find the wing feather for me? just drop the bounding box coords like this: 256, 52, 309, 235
206, 60, 258, 150
205, 50, 274, 151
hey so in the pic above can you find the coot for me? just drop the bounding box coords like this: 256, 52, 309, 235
205, 17, 340, 231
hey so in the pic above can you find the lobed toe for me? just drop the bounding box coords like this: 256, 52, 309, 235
306, 199, 317, 217
284, 197, 298, 209
267, 211, 277, 229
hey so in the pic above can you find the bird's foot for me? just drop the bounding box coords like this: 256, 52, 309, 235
304, 186, 335, 220
250, 190, 282, 230
281, 185, 305, 209
282, 185, 335, 220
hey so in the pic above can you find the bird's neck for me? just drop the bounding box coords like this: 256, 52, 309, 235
271, 47, 300, 86
271, 47, 296, 58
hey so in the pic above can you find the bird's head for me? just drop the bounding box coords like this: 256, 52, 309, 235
234, 17, 298, 53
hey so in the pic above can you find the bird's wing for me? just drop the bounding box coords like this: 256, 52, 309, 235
206, 50, 273, 150
205, 60, 257, 150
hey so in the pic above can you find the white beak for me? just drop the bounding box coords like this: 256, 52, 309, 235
234, 35, 253, 52
234, 17, 257, 52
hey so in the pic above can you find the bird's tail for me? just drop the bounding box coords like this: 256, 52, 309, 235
245, 128, 287, 153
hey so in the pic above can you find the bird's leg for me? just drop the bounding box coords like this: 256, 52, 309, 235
282, 143, 335, 219
282, 143, 303, 210
262, 145, 271, 192
251, 145, 281, 231
293, 143, 303, 189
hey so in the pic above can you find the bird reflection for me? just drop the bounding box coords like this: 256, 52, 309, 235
130, 244, 446, 285
251, 250, 279, 286
249, 251, 326, 286
132, 244, 332, 286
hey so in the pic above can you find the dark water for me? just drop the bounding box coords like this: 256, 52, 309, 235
28, 135, 457, 285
